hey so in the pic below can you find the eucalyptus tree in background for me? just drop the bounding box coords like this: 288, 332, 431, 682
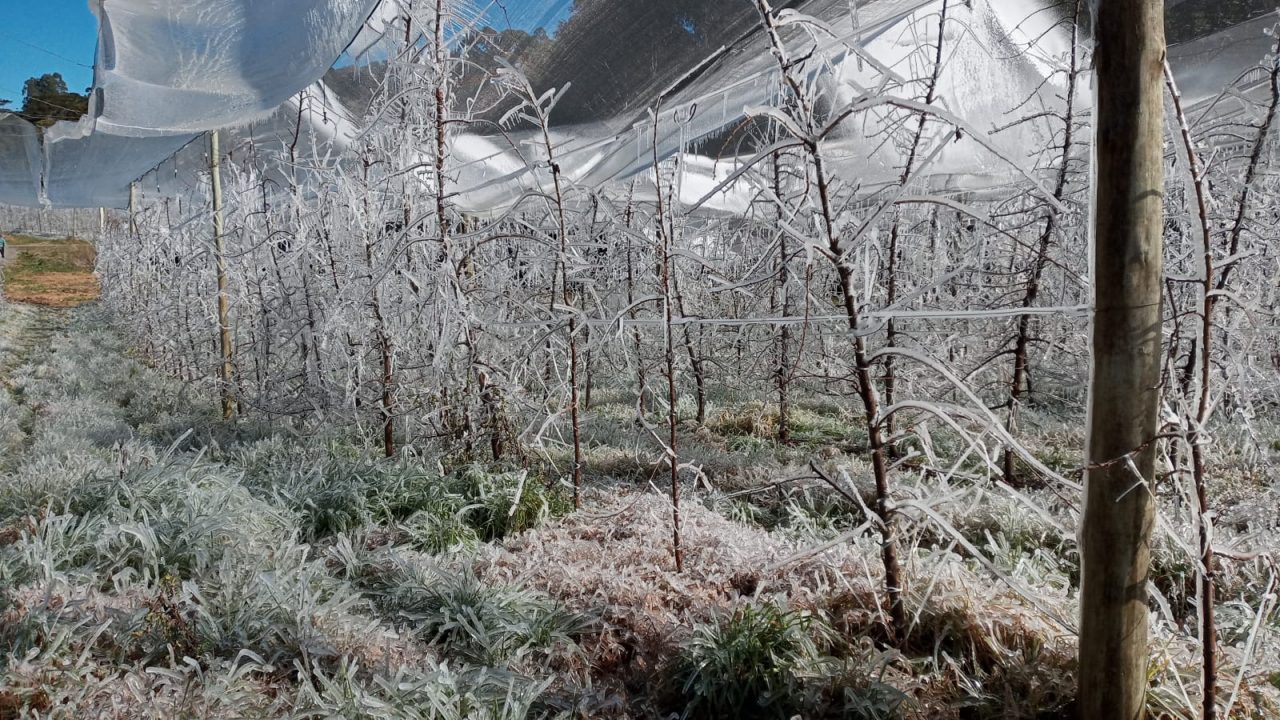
1078, 0, 1166, 717
15, 72, 89, 128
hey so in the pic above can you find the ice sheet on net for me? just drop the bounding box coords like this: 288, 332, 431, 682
447, 140, 762, 216
0, 114, 44, 208
444, 0, 1274, 214
135, 81, 362, 200
442, 0, 1074, 214
42, 117, 198, 209
89, 0, 382, 137
1169, 13, 1278, 108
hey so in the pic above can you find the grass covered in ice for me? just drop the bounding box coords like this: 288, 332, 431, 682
0, 308, 585, 718
1, 307, 1277, 718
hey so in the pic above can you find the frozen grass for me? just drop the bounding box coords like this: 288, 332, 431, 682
470, 485, 1092, 718
0, 309, 583, 718
0, 305, 37, 462
1, 307, 1277, 718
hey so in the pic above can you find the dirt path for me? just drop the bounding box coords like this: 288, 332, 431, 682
8, 307, 66, 360
0, 234, 99, 307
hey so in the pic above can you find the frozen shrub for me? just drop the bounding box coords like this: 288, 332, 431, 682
0, 512, 104, 587
293, 657, 554, 720
666, 603, 831, 719
376, 563, 588, 668
175, 547, 381, 667
399, 509, 481, 554
449, 466, 570, 542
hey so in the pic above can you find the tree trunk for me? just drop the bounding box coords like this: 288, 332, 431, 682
623, 192, 650, 414
771, 152, 793, 443
1078, 1, 1165, 717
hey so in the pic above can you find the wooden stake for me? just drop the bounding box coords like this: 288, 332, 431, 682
128, 183, 138, 237
210, 130, 237, 419
1078, 0, 1165, 717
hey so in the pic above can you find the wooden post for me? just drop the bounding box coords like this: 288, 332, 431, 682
1078, 0, 1165, 718
210, 130, 237, 419
128, 183, 138, 237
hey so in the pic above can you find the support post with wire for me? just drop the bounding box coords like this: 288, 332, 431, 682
128, 183, 138, 237
1078, 0, 1165, 716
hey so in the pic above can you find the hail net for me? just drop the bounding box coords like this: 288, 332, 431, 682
0, 0, 1273, 212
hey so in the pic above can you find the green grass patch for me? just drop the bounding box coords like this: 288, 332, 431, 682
708, 402, 863, 450
665, 603, 905, 719
7, 253, 81, 275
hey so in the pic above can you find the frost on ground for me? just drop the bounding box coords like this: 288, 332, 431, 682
0, 307, 1277, 719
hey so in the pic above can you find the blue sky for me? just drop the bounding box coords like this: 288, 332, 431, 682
485, 0, 574, 34
0, 0, 97, 107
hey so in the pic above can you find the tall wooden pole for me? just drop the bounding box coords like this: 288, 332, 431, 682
210, 130, 237, 419
1078, 0, 1165, 718
128, 183, 138, 237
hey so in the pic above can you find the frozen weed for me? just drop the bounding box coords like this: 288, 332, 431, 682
665, 602, 831, 719
293, 656, 554, 720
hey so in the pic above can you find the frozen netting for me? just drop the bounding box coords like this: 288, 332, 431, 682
43, 118, 197, 208
0, 114, 43, 207
450, 0, 1070, 210
1168, 12, 1279, 106
41, 80, 356, 209
8, 0, 1280, 210
136, 82, 361, 200
88, 0, 382, 136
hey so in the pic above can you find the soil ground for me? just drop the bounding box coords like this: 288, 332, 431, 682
0, 234, 100, 307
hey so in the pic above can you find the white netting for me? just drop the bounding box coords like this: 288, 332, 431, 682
0, 0, 1274, 210
88, 0, 382, 136
43, 118, 197, 208
0, 113, 43, 207
28, 0, 376, 208
1168, 12, 1279, 106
